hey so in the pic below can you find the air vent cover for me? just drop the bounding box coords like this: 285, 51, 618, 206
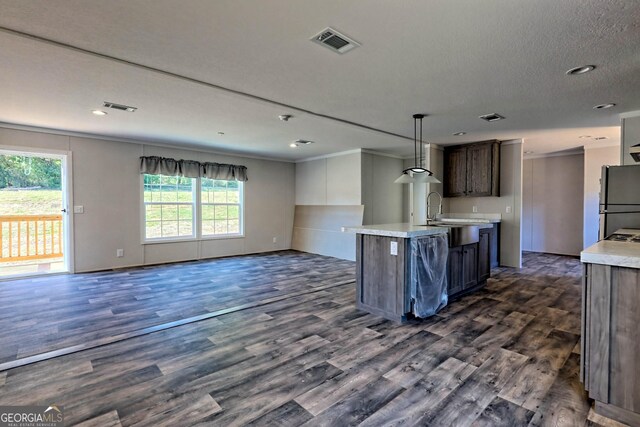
479, 113, 505, 122
311, 27, 360, 54
103, 101, 137, 112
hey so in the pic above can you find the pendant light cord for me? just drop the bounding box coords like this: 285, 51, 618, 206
413, 117, 418, 171
419, 116, 423, 169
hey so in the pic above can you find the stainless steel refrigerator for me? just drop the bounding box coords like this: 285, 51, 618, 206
599, 165, 640, 239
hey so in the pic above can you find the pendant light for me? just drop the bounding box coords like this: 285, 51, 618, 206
394, 114, 441, 184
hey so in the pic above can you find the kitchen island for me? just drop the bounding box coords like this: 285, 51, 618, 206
580, 229, 640, 426
343, 222, 496, 322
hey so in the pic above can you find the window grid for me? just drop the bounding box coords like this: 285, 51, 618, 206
200, 178, 242, 236
143, 175, 196, 240
143, 175, 243, 241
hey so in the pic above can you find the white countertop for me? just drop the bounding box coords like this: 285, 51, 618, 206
438, 213, 502, 223
342, 223, 449, 238
342, 222, 494, 238
581, 229, 640, 269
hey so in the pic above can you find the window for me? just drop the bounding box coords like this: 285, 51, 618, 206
201, 178, 242, 236
142, 174, 243, 241
143, 175, 196, 240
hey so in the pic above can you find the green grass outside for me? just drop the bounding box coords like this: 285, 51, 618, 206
0, 190, 62, 216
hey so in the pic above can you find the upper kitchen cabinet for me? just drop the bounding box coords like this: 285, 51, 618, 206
443, 140, 501, 197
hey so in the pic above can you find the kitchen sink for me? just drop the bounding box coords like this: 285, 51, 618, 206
420, 222, 480, 247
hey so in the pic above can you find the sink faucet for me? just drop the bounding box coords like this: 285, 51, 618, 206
426, 191, 442, 222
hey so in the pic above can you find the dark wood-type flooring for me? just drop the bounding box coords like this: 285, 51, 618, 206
0, 251, 354, 363
0, 251, 619, 426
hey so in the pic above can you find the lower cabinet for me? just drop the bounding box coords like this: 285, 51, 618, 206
355, 234, 410, 322
462, 243, 478, 290
448, 228, 494, 300
447, 246, 464, 296
447, 242, 480, 298
478, 229, 491, 282
581, 263, 640, 426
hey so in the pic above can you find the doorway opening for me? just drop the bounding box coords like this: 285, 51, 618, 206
0, 150, 71, 278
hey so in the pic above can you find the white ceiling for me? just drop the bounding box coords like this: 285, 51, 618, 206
0, 0, 638, 161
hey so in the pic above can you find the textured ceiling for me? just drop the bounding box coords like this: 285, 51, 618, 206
0, 0, 638, 160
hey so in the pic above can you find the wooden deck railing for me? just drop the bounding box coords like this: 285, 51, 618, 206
0, 214, 63, 263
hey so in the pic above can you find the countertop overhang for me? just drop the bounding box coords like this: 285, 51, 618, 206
581, 241, 640, 269
342, 222, 493, 238
342, 223, 448, 238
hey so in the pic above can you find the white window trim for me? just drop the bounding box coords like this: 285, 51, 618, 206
140, 175, 245, 244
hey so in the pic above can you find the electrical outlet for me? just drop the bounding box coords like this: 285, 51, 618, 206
390, 241, 398, 256
272, 237, 277, 244
116, 249, 124, 258
73, 205, 84, 214
506, 206, 512, 214
472, 206, 478, 213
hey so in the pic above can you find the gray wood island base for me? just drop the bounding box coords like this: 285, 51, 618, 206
581, 237, 640, 426
345, 223, 496, 323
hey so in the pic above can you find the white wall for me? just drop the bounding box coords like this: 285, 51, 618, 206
361, 152, 403, 225
522, 152, 584, 256
401, 144, 445, 225
583, 144, 620, 248
621, 114, 640, 165
293, 151, 362, 260
293, 150, 403, 260
0, 126, 295, 272
295, 152, 361, 205
446, 141, 523, 268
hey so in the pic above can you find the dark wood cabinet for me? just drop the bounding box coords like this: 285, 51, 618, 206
447, 242, 480, 299
443, 140, 500, 198
447, 246, 464, 296
478, 229, 491, 282
356, 234, 409, 322
462, 243, 478, 290
489, 223, 500, 268
443, 147, 467, 197
582, 263, 640, 426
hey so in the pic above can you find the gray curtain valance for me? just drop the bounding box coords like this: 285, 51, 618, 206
140, 156, 248, 181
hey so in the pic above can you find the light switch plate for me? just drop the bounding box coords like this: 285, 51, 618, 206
472, 206, 478, 213
390, 241, 398, 256
506, 206, 512, 213
73, 205, 84, 214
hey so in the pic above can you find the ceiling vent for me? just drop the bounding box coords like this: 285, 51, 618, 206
103, 101, 137, 112
479, 113, 505, 122
311, 27, 360, 54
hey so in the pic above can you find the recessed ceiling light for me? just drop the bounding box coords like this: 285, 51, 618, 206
594, 136, 608, 140
453, 132, 466, 136
217, 132, 225, 135
566, 65, 595, 75
593, 103, 616, 110
279, 114, 293, 121
91, 110, 107, 116
579, 135, 592, 139
289, 143, 298, 148
294, 139, 315, 145
479, 113, 505, 122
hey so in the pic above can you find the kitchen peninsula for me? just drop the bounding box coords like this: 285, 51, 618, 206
580, 229, 640, 426
344, 220, 497, 322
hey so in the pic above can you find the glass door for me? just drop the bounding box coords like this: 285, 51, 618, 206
0, 150, 69, 278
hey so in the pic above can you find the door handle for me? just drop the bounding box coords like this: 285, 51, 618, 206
61, 209, 67, 213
